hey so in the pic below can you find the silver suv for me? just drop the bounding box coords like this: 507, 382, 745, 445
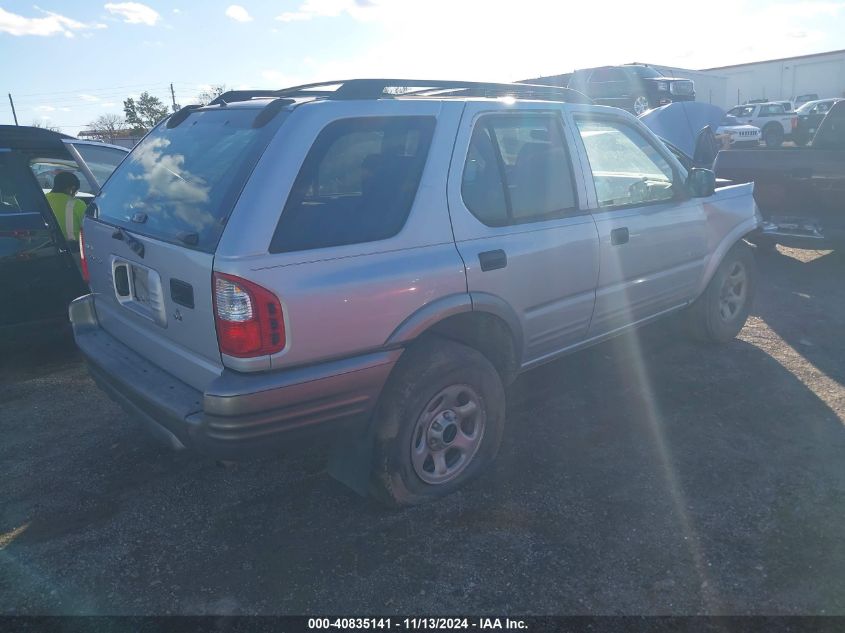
70, 79, 761, 506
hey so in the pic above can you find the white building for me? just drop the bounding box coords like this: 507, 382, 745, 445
699, 48, 845, 108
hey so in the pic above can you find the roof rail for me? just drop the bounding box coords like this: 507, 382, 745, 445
204, 79, 592, 105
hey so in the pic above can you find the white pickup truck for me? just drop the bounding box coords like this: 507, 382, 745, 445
725, 103, 798, 147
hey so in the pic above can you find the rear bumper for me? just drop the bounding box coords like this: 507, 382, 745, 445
70, 294, 400, 458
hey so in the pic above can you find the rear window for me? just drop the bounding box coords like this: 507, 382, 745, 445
94, 108, 283, 253
270, 116, 435, 253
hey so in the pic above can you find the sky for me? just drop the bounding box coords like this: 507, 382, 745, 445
2, 0, 845, 133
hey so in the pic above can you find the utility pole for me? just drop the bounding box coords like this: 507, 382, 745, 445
8, 93, 18, 125
170, 83, 179, 112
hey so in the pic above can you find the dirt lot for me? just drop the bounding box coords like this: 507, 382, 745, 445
2, 247, 844, 616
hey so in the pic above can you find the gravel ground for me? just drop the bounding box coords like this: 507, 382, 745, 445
1, 247, 844, 616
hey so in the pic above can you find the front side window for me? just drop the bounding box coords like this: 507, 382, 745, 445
461, 114, 578, 226
271, 116, 435, 253
70, 143, 127, 189
575, 117, 676, 209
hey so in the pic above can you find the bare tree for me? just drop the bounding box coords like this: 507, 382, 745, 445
85, 114, 129, 142
197, 84, 227, 105
30, 120, 62, 132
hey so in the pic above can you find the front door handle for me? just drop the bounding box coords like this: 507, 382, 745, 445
479, 249, 507, 272
611, 227, 629, 245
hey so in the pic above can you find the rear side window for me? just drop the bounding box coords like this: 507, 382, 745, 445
95, 108, 283, 253
0, 153, 45, 213
461, 114, 578, 226
270, 116, 434, 253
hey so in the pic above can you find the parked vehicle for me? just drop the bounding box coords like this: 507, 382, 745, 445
725, 102, 798, 147
717, 119, 761, 147
639, 102, 758, 170
793, 93, 820, 108
568, 64, 695, 115
70, 79, 760, 506
714, 99, 845, 250
0, 126, 128, 337
793, 98, 843, 146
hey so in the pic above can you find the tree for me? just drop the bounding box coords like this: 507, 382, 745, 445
197, 84, 227, 105
30, 120, 61, 132
123, 92, 170, 133
85, 114, 129, 142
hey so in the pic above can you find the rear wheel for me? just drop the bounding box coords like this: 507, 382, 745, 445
763, 124, 784, 148
686, 242, 756, 344
369, 337, 505, 507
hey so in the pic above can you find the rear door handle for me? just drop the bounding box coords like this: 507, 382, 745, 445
611, 227, 629, 245
479, 249, 507, 271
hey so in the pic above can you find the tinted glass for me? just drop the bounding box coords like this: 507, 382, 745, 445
0, 153, 44, 213
271, 116, 435, 253
575, 117, 675, 208
462, 115, 577, 225
95, 108, 283, 253
461, 126, 508, 225
71, 143, 127, 188
632, 66, 662, 78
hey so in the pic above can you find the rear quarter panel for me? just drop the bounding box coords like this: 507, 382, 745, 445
215, 99, 469, 370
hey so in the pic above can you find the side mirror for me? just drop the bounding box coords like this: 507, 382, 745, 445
687, 168, 716, 198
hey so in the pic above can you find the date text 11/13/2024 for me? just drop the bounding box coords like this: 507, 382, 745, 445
307, 618, 528, 630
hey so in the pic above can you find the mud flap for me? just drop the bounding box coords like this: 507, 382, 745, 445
326, 424, 376, 497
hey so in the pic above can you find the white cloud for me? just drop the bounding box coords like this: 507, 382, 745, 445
102, 102, 117, 107
34, 105, 55, 112
225, 5, 253, 22
261, 70, 301, 86
276, 0, 386, 22
173, 8, 181, 14
104, 2, 160, 26
0, 6, 105, 37
79, 94, 101, 102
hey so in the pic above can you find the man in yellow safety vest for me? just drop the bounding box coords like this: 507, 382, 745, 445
45, 171, 87, 243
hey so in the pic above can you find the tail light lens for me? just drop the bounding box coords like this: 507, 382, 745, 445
213, 272, 285, 358
792, 117, 798, 130
79, 227, 89, 283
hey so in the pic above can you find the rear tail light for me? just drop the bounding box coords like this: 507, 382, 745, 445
792, 117, 798, 130
79, 227, 89, 283
212, 272, 285, 358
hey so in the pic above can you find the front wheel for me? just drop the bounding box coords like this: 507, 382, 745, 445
369, 337, 505, 507
763, 124, 784, 148
686, 242, 757, 344
632, 94, 651, 116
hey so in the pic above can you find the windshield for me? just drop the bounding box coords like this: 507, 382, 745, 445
95, 108, 283, 252
796, 101, 819, 113
632, 66, 662, 78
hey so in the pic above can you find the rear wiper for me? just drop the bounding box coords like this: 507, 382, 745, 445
112, 227, 145, 258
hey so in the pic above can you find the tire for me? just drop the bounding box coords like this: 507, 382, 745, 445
632, 94, 651, 116
686, 242, 757, 344
762, 124, 784, 148
369, 336, 506, 507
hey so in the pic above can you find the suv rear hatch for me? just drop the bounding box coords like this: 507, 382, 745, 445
84, 105, 286, 391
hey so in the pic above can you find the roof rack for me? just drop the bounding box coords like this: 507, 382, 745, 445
210, 79, 591, 105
